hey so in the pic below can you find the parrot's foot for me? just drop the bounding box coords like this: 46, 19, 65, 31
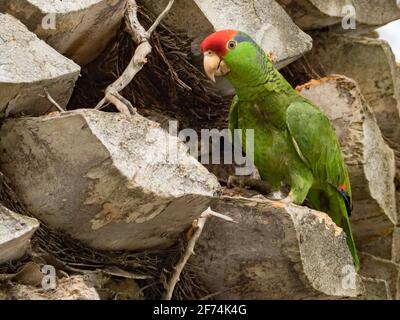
227, 176, 272, 195
278, 195, 294, 206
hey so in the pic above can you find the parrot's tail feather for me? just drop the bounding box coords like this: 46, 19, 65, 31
339, 189, 352, 217
340, 216, 360, 272
307, 188, 359, 272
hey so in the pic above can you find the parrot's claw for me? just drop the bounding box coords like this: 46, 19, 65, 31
227, 176, 273, 195
278, 195, 294, 206
227, 175, 236, 189
227, 175, 247, 189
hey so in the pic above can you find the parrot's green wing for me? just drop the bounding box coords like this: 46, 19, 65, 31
228, 95, 239, 135
286, 101, 358, 270
286, 101, 350, 197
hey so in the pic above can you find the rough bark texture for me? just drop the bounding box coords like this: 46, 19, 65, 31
190, 196, 362, 299
0, 0, 128, 65
359, 252, 400, 300
1, 0, 400, 301
0, 13, 80, 117
1, 276, 100, 300
277, 0, 400, 31
0, 205, 39, 265
309, 35, 400, 155
358, 277, 390, 300
0, 110, 220, 251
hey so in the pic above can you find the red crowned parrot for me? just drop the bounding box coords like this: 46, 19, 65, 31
201, 30, 359, 271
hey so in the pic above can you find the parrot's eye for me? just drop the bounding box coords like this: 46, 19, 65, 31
227, 40, 237, 50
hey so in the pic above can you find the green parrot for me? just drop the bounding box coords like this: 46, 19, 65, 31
201, 29, 359, 271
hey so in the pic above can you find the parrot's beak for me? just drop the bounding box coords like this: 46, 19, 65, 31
203, 50, 230, 82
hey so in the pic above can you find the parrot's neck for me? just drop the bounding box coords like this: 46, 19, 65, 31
226, 60, 300, 128
225, 59, 295, 101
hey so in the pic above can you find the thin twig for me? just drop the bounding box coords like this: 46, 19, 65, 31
206, 207, 238, 223
146, 0, 174, 36
95, 0, 175, 115
162, 212, 208, 300
199, 286, 239, 300
162, 207, 235, 300
43, 89, 65, 112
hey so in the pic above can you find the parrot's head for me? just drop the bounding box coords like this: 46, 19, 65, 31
201, 30, 269, 89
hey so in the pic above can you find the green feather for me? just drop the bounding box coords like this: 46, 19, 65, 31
223, 32, 359, 271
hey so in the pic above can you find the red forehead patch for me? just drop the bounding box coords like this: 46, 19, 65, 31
200, 30, 238, 56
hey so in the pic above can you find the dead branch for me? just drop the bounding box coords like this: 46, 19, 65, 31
162, 207, 235, 300
206, 207, 238, 223
162, 211, 208, 300
42, 89, 65, 112
95, 0, 175, 115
